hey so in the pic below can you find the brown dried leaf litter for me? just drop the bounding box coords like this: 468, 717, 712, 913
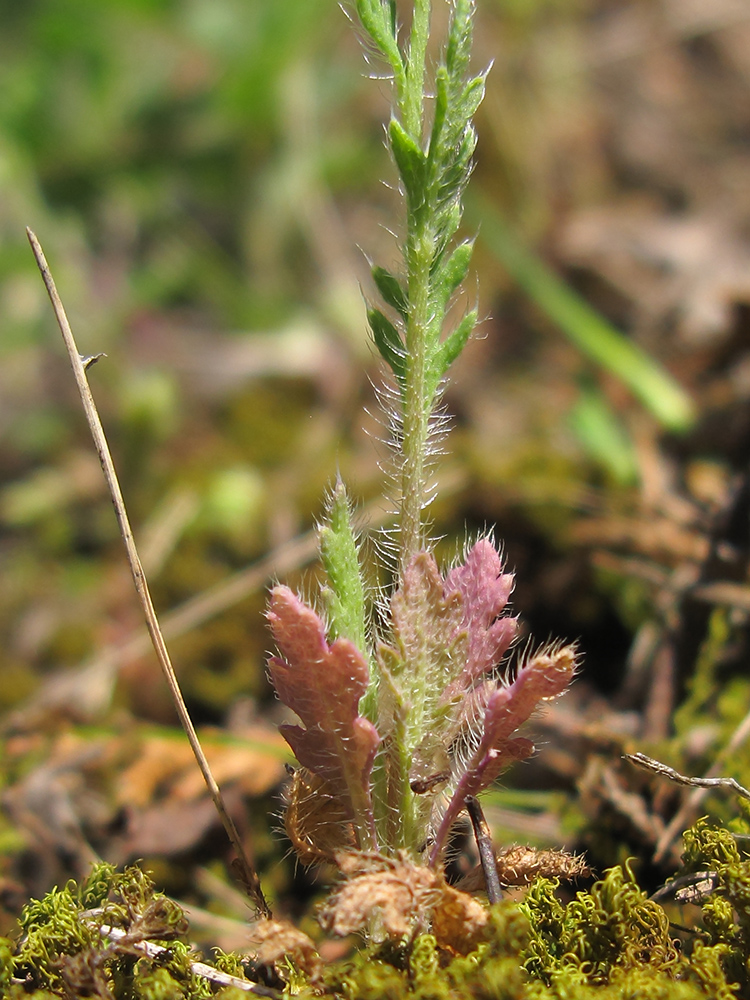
319, 852, 490, 955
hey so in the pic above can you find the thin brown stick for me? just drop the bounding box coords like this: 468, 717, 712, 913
27, 228, 271, 919
626, 752, 750, 802
465, 796, 502, 904
627, 736, 750, 865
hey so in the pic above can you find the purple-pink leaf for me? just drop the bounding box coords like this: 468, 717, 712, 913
267, 586, 379, 847
429, 643, 577, 865
442, 538, 517, 700
390, 551, 466, 686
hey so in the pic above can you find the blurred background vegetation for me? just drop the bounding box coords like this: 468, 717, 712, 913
4, 0, 750, 945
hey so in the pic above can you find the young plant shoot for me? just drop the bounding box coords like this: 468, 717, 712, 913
266, 0, 577, 891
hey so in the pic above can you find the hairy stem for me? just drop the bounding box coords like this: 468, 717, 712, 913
398, 0, 435, 577
399, 245, 433, 574
402, 0, 431, 134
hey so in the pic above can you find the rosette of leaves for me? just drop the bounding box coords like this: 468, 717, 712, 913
268, 500, 576, 866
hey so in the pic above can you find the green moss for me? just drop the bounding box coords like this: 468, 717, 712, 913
676, 818, 750, 994
514, 859, 746, 997
9, 862, 202, 998
0, 937, 14, 993
520, 863, 681, 985
316, 883, 728, 1000
130, 966, 189, 1000
317, 905, 528, 1000
682, 817, 742, 870
8, 853, 750, 998
531, 968, 715, 999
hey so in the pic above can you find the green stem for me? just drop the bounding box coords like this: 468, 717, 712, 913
400, 231, 434, 576
398, 0, 434, 577
402, 0, 431, 136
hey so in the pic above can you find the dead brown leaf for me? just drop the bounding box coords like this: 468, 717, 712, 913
319, 852, 489, 955
429, 881, 489, 956
283, 767, 356, 865
117, 725, 287, 807
112, 796, 220, 860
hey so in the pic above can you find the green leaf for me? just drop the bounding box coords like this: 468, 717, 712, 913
458, 73, 486, 125
386, 0, 397, 37
428, 66, 450, 167
568, 382, 638, 485
372, 265, 409, 320
469, 194, 696, 432
433, 240, 474, 311
355, 0, 404, 89
388, 117, 426, 206
368, 305, 406, 384
433, 307, 477, 388
319, 479, 369, 659
445, 0, 474, 79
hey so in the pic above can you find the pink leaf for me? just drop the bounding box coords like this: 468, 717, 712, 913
442, 538, 517, 699
267, 586, 379, 846
430, 643, 577, 865
390, 551, 466, 689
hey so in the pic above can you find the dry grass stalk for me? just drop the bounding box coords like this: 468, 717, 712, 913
27, 227, 270, 919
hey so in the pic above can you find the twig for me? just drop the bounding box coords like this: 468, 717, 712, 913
90, 921, 279, 996
626, 752, 750, 801
626, 748, 750, 865
27, 228, 271, 919
465, 796, 502, 905
650, 871, 721, 905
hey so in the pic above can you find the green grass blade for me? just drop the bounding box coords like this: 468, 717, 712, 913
469, 195, 696, 432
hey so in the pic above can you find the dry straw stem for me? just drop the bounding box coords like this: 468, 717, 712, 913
27, 228, 271, 920
626, 752, 750, 802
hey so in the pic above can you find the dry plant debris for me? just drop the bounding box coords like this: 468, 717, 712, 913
247, 919, 322, 982
457, 845, 591, 893
319, 851, 489, 956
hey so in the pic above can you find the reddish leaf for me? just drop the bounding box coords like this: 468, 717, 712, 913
442, 538, 517, 700
389, 551, 466, 693
267, 586, 379, 847
430, 643, 577, 864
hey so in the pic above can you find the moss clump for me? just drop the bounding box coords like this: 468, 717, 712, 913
521, 862, 681, 984
517, 854, 742, 999
4, 862, 208, 999
679, 817, 750, 995
319, 902, 530, 1000
316, 873, 729, 999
